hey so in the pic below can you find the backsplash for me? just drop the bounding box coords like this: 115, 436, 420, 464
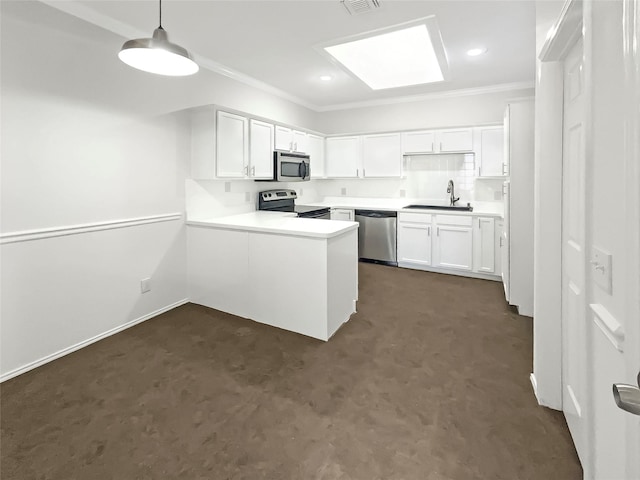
186, 153, 503, 218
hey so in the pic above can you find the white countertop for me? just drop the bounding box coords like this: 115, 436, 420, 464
302, 197, 504, 217
187, 211, 358, 239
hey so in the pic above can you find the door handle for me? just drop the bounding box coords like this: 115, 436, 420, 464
613, 372, 640, 416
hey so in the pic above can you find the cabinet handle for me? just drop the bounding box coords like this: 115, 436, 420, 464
356, 168, 359, 177
290, 141, 293, 151
439, 142, 442, 151
251, 166, 255, 176
502, 184, 507, 195
437, 227, 440, 236
244, 165, 248, 176
363, 168, 366, 177
431, 142, 434, 152
478, 166, 482, 177
502, 163, 508, 175
294, 142, 297, 151
499, 236, 504, 247
428, 226, 431, 236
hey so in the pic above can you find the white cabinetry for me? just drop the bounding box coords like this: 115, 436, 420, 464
275, 126, 307, 153
397, 212, 432, 267
401, 131, 435, 154
325, 136, 361, 178
216, 111, 248, 178
433, 215, 473, 271
249, 119, 274, 179
437, 128, 474, 152
473, 217, 496, 273
331, 208, 355, 221
401, 128, 473, 155
306, 134, 325, 179
362, 133, 402, 177
477, 126, 506, 177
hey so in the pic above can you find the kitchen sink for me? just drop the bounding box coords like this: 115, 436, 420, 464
404, 204, 474, 212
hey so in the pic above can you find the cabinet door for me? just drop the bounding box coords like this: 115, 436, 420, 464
325, 137, 361, 178
362, 133, 402, 177
216, 111, 248, 178
437, 128, 474, 152
331, 209, 354, 221
307, 134, 325, 179
274, 126, 293, 151
397, 222, 432, 266
401, 131, 435, 154
433, 218, 473, 271
478, 127, 505, 177
292, 130, 307, 153
473, 217, 495, 273
249, 119, 274, 179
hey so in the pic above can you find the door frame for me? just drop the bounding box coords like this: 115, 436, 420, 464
537, 0, 593, 474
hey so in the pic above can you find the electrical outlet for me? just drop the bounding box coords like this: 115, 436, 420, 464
494, 190, 502, 201
299, 188, 304, 196
140, 277, 151, 294
341, 187, 347, 196
224, 182, 231, 193
245, 191, 250, 202
400, 189, 406, 198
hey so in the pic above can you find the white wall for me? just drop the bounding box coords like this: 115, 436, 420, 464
316, 88, 533, 135
0, 1, 316, 380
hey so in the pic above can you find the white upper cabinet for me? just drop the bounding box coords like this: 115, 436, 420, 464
275, 126, 307, 153
306, 134, 325, 179
476, 126, 506, 177
362, 133, 402, 177
401, 131, 435, 154
325, 136, 361, 178
216, 111, 248, 178
249, 119, 274, 179
437, 128, 474, 152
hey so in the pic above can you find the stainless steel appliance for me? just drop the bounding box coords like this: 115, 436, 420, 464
258, 189, 330, 219
271, 151, 310, 182
354, 210, 397, 266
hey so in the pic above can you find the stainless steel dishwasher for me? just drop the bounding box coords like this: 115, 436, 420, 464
354, 210, 397, 266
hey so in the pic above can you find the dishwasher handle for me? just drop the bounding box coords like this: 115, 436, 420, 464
355, 210, 397, 219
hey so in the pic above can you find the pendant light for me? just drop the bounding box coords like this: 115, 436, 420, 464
118, 0, 198, 76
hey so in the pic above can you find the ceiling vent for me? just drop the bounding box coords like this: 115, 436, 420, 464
341, 0, 381, 15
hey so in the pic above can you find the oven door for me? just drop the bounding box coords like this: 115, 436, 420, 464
275, 151, 310, 182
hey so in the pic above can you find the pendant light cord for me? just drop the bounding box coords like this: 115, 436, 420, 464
159, 0, 163, 29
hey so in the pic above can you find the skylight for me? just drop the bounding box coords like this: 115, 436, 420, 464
324, 24, 444, 90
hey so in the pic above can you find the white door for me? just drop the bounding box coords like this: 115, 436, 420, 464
477, 126, 505, 177
401, 130, 435, 154
306, 134, 325, 179
473, 217, 495, 273
433, 224, 473, 271
274, 125, 293, 151
561, 37, 588, 466
590, 1, 640, 478
397, 223, 432, 266
437, 128, 473, 152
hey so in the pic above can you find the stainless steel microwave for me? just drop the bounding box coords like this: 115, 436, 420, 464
273, 151, 310, 182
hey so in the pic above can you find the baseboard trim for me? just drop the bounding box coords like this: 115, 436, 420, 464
0, 298, 189, 383
530, 373, 540, 403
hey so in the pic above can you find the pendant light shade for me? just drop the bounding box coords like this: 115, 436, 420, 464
118, 1, 198, 76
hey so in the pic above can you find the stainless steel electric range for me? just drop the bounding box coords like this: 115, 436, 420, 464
258, 189, 330, 219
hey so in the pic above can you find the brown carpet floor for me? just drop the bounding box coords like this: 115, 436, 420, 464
1, 263, 581, 480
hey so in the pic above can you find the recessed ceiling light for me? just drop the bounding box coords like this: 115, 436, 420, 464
324, 24, 444, 90
320, 75, 333, 81
466, 47, 488, 57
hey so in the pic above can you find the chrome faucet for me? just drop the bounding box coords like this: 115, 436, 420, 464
447, 179, 460, 206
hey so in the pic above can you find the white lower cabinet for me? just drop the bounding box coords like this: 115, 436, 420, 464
397, 212, 432, 267
331, 208, 355, 221
433, 215, 473, 271
473, 216, 495, 273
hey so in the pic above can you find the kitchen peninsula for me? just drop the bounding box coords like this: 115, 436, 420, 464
187, 212, 358, 341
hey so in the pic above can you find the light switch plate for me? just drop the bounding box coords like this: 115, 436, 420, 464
591, 246, 612, 294
224, 182, 231, 193
341, 187, 347, 196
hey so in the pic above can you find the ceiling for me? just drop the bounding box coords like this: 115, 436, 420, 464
43, 0, 536, 111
